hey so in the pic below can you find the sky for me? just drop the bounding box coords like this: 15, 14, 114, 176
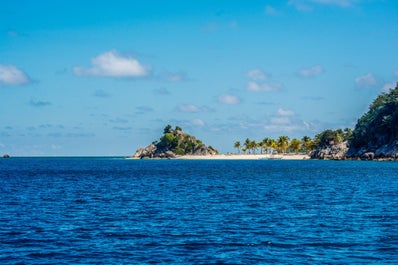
1, 0, 398, 156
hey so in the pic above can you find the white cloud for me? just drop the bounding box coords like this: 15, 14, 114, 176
247, 81, 281, 92
247, 69, 267, 81
74, 50, 148, 77
246, 69, 281, 92
0, 64, 30, 86
179, 104, 200, 113
355, 73, 377, 88
277, 108, 295, 116
218, 93, 240, 104
191, 118, 205, 127
299, 65, 324, 77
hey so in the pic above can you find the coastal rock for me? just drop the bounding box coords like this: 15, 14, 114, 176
360, 152, 375, 161
2, 154, 10, 158
311, 141, 348, 160
346, 141, 398, 160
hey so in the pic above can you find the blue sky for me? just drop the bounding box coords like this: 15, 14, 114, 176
1, 0, 397, 156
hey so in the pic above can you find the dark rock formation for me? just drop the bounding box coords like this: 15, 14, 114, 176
2, 154, 10, 158
133, 125, 219, 159
311, 141, 349, 160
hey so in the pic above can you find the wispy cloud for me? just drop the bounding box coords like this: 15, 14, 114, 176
178, 104, 201, 113
277, 108, 295, 116
247, 69, 267, 81
74, 50, 149, 78
298, 65, 324, 77
29, 99, 51, 107
191, 118, 205, 127
247, 81, 281, 92
355, 73, 377, 88
246, 69, 281, 92
0, 64, 31, 86
288, 0, 357, 11
218, 93, 241, 104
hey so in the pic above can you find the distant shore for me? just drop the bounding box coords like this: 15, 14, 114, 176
176, 153, 310, 160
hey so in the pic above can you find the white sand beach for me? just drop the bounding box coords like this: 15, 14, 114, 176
176, 153, 310, 160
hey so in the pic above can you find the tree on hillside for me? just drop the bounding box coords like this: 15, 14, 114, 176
350, 83, 398, 148
343, 128, 353, 141
164, 124, 173, 134
314, 129, 345, 148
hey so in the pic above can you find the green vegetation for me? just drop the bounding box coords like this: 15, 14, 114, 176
313, 128, 352, 148
156, 125, 218, 155
350, 83, 398, 148
233, 135, 316, 155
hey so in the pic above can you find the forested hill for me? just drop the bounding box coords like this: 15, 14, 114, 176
347, 82, 398, 159
133, 125, 218, 158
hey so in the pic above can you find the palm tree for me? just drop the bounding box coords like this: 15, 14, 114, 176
250, 140, 258, 154
244, 138, 251, 154
263, 137, 276, 154
234, 141, 241, 153
277, 136, 290, 154
289, 138, 301, 154
301, 136, 313, 153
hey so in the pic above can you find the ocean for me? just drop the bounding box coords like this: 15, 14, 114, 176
0, 158, 397, 264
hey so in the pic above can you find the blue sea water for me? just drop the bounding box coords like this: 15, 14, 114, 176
0, 158, 397, 264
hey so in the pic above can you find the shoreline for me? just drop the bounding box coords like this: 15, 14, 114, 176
175, 153, 310, 160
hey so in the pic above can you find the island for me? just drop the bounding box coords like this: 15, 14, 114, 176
133, 125, 219, 159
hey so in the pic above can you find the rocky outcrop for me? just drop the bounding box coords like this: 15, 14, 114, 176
2, 154, 10, 158
311, 141, 349, 160
346, 141, 398, 161
133, 125, 219, 159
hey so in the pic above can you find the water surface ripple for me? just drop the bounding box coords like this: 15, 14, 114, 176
0, 158, 397, 264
